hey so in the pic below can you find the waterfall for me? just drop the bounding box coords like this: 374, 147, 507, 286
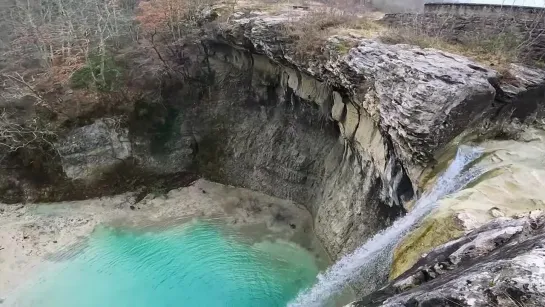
289, 146, 484, 307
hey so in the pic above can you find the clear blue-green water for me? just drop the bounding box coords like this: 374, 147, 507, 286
13, 221, 322, 307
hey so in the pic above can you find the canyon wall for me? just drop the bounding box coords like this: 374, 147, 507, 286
3, 4, 543, 302
56, 44, 408, 260
1, 0, 545, 304
52, 7, 545, 265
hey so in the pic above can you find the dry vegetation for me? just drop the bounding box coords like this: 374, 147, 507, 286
0, 0, 226, 202
0, 0, 219, 163
379, 16, 544, 68
0, 0, 542, 156
285, 2, 543, 68
285, 6, 384, 59
380, 29, 520, 67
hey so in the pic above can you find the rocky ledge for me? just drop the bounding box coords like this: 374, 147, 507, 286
212, 5, 545, 301
215, 7, 545, 177
351, 211, 545, 306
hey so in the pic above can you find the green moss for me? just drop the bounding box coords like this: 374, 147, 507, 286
332, 40, 354, 54
390, 213, 464, 279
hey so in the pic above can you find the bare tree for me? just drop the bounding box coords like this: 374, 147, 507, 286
0, 72, 57, 160
4, 0, 135, 86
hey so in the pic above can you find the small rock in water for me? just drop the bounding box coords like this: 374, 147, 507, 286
130, 205, 135, 210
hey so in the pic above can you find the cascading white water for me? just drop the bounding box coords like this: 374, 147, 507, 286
289, 146, 484, 307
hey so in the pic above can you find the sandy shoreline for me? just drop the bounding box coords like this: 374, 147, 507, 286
0, 179, 328, 301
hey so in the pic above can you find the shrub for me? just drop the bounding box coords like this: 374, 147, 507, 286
71, 54, 124, 92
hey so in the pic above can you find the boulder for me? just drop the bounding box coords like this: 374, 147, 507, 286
351, 212, 545, 307
56, 116, 197, 180
56, 119, 131, 180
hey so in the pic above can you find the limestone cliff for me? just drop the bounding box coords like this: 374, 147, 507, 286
52, 4, 545, 262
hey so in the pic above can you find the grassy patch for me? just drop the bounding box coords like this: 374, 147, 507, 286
332, 40, 354, 54
286, 9, 384, 59
283, 6, 539, 68
379, 24, 531, 69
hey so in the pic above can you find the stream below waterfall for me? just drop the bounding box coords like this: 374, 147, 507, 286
289, 146, 485, 307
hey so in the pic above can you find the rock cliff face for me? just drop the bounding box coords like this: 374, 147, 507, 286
351, 211, 545, 306
29, 4, 545, 300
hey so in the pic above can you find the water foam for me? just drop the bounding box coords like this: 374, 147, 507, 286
289, 146, 484, 307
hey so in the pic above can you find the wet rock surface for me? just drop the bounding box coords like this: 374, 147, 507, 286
351, 212, 545, 307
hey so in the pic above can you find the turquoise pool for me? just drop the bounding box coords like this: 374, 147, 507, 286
12, 221, 323, 307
